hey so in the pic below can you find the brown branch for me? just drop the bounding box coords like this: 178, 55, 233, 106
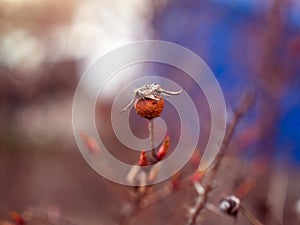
186, 92, 256, 225
240, 204, 264, 225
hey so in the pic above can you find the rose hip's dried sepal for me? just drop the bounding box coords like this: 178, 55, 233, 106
139, 151, 148, 166
134, 97, 165, 120
156, 136, 170, 160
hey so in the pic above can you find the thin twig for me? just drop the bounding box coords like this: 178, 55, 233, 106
240, 204, 263, 225
119, 186, 149, 225
186, 92, 255, 225
148, 119, 156, 159
266, 167, 288, 225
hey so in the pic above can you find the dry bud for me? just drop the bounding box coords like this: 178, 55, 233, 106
191, 171, 205, 184
9, 212, 25, 225
156, 135, 170, 160
139, 151, 148, 166
79, 130, 101, 154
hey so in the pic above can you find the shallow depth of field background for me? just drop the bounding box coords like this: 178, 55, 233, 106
0, 0, 300, 225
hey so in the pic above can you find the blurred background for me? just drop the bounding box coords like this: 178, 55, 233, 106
0, 0, 300, 224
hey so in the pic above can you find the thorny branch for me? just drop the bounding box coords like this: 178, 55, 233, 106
186, 92, 256, 225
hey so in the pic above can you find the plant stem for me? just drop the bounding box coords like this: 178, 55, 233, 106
240, 204, 263, 225
148, 119, 156, 159
186, 92, 255, 225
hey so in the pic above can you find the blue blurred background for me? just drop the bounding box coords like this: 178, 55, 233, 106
152, 0, 300, 164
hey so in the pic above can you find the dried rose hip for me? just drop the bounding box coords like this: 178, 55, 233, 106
120, 84, 182, 118
134, 97, 165, 120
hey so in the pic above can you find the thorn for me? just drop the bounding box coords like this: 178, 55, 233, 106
119, 98, 135, 114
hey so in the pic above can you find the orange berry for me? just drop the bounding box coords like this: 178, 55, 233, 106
134, 97, 164, 120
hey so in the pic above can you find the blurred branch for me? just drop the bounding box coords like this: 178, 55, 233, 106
256, 0, 291, 224
266, 168, 289, 225
186, 92, 255, 225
